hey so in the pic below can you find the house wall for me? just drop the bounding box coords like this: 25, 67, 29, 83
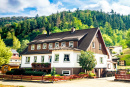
21, 54, 51, 68
9, 59, 21, 65
110, 47, 122, 55
87, 31, 107, 55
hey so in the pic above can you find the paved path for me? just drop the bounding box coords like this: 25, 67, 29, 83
0, 77, 130, 87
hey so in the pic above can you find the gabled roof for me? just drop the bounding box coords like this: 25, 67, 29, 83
28, 28, 98, 45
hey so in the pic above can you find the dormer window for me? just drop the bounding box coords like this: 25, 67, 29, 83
49, 43, 53, 49
92, 42, 95, 48
31, 44, 35, 50
96, 34, 98, 37
99, 43, 101, 50
43, 43, 47, 49
69, 41, 73, 47
55, 42, 59, 48
37, 44, 41, 50
61, 42, 66, 47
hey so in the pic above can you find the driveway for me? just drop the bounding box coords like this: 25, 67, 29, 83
0, 77, 130, 87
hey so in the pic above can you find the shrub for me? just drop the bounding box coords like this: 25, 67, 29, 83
24, 71, 45, 76
79, 72, 85, 74
6, 71, 14, 75
120, 52, 123, 55
112, 51, 116, 54
126, 72, 130, 74
45, 74, 60, 76
10, 69, 25, 75
88, 72, 96, 77
24, 68, 33, 71
60, 74, 64, 76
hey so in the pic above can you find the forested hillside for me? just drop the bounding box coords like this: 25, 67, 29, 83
0, 9, 130, 53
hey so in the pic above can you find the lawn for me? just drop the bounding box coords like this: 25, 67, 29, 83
0, 84, 24, 87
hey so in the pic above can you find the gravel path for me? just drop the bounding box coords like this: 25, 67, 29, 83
0, 77, 130, 87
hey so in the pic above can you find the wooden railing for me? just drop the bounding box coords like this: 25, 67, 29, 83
115, 74, 130, 80
0, 74, 88, 82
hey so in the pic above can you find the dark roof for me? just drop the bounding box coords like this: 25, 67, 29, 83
28, 28, 98, 45
21, 28, 99, 54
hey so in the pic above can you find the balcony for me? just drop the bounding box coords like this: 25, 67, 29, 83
31, 63, 51, 72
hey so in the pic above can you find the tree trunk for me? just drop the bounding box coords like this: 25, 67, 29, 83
85, 69, 87, 74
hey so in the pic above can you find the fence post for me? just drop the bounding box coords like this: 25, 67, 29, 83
3, 74, 4, 80
42, 75, 43, 81
21, 74, 22, 80
11, 74, 13, 80
31, 75, 32, 80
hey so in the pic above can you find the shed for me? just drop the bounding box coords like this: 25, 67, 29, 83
1, 64, 19, 74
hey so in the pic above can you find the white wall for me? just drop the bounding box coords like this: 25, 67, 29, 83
9, 59, 21, 65
112, 47, 122, 55
51, 50, 81, 68
21, 54, 51, 68
94, 54, 107, 68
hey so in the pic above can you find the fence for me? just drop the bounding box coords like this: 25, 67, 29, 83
0, 74, 88, 82
115, 74, 130, 80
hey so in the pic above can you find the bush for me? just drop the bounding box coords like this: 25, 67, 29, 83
79, 72, 85, 74
126, 72, 130, 74
120, 52, 123, 55
60, 74, 64, 76
24, 68, 33, 71
24, 71, 45, 76
6, 71, 14, 75
88, 72, 96, 77
112, 51, 116, 54
45, 74, 60, 76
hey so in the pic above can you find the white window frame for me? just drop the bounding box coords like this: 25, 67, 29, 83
49, 43, 53, 49
61, 42, 66, 47
43, 43, 47, 49
55, 42, 59, 48
77, 54, 80, 63
48, 55, 52, 63
69, 41, 74, 47
64, 54, 70, 62
99, 43, 101, 50
41, 56, 44, 63
54, 54, 59, 62
31, 44, 35, 50
25, 57, 30, 63
92, 42, 95, 48
37, 44, 41, 50
34, 56, 37, 63
100, 57, 103, 64
108, 64, 111, 69
62, 70, 70, 75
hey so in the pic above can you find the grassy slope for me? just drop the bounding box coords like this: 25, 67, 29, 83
119, 48, 130, 66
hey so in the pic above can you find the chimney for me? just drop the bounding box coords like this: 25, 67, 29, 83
71, 27, 75, 33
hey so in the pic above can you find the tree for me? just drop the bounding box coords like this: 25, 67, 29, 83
17, 39, 29, 54
12, 36, 21, 50
126, 31, 130, 48
0, 36, 12, 66
79, 51, 97, 73
51, 67, 56, 76
6, 32, 13, 39
102, 34, 113, 46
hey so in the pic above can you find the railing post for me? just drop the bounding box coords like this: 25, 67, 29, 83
21, 74, 22, 80
42, 75, 43, 81
31, 75, 32, 80
12, 74, 13, 80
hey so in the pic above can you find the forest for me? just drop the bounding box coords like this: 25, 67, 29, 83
0, 9, 130, 54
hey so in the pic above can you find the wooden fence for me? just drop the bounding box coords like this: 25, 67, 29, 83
0, 74, 88, 82
115, 74, 130, 80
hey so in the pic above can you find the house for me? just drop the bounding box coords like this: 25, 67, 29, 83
21, 27, 109, 77
9, 49, 21, 65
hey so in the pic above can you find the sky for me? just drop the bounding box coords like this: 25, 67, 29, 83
0, 0, 130, 17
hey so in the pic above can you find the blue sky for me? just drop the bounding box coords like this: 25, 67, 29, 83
0, 0, 129, 17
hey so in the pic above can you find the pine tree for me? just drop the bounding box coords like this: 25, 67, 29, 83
12, 36, 21, 50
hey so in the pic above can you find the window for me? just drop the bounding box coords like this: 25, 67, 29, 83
48, 56, 52, 63
77, 55, 80, 62
37, 44, 41, 50
110, 49, 112, 54
69, 41, 73, 47
54, 54, 59, 61
34, 56, 37, 63
99, 43, 101, 50
26, 57, 30, 63
43, 43, 47, 49
64, 54, 70, 62
114, 64, 116, 69
62, 70, 70, 75
41, 56, 44, 63
108, 64, 110, 69
49, 43, 53, 49
10, 59, 12, 61
100, 57, 103, 64
96, 34, 98, 37
92, 42, 95, 48
55, 42, 59, 48
31, 44, 35, 50
15, 60, 17, 61
61, 42, 66, 47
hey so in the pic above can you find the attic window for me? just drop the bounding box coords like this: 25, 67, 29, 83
99, 43, 101, 50
43, 43, 47, 49
31, 44, 35, 50
55, 42, 59, 48
37, 44, 41, 50
69, 41, 73, 47
61, 42, 66, 47
49, 43, 53, 49
92, 42, 95, 48
96, 34, 98, 37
